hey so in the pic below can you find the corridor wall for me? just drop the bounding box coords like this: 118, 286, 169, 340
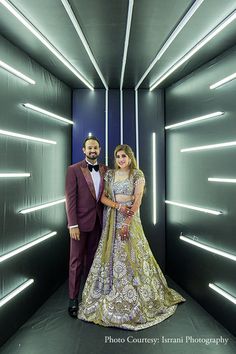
165, 44, 236, 336
0, 35, 71, 345
72, 88, 166, 266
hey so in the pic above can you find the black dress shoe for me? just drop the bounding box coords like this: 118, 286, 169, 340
68, 298, 78, 318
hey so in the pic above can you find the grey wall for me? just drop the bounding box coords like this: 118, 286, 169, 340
165, 44, 236, 336
0, 35, 72, 345
72, 88, 166, 267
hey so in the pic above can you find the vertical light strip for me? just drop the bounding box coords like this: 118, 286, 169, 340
152, 132, 157, 224
0, 232, 57, 263
135, 0, 204, 89
150, 10, 236, 90
209, 283, 236, 305
0, 59, 35, 84
105, 89, 109, 165
120, 0, 134, 89
135, 89, 139, 167
0, 279, 34, 308
120, 90, 123, 144
0, 0, 93, 90
60, 0, 108, 89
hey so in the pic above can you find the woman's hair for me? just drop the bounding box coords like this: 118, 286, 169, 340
114, 144, 137, 176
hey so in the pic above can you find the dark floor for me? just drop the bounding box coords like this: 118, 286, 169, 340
0, 278, 235, 354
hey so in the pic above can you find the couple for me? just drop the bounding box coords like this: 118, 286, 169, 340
65, 136, 185, 331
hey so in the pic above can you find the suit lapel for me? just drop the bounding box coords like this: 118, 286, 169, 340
80, 161, 96, 200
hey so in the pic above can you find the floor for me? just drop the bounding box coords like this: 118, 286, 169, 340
0, 278, 235, 354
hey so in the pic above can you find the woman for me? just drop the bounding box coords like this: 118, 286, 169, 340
78, 144, 185, 330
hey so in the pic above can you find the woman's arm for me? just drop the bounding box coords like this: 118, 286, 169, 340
101, 190, 134, 217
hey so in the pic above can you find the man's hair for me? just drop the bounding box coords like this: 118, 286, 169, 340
83, 136, 101, 148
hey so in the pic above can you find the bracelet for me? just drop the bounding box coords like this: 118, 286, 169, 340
123, 223, 130, 226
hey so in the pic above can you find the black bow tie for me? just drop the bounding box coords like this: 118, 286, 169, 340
88, 164, 99, 172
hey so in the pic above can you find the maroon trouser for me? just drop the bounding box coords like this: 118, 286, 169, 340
68, 216, 101, 299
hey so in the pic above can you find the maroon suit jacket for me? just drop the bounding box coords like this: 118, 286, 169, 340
65, 160, 107, 232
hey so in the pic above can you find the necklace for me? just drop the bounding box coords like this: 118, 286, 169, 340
116, 169, 129, 176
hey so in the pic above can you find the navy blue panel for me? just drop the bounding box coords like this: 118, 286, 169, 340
138, 89, 165, 268
107, 90, 120, 167
123, 90, 136, 154
72, 89, 106, 163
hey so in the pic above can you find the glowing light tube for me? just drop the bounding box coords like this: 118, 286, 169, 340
208, 178, 236, 183
0, 59, 35, 84
150, 10, 236, 90
0, 173, 30, 177
0, 232, 57, 263
180, 235, 236, 261
181, 140, 236, 152
152, 132, 157, 224
209, 283, 236, 305
165, 200, 222, 215
165, 111, 224, 130
0, 279, 34, 308
0, 0, 93, 90
23, 103, 73, 125
210, 73, 236, 89
0, 128, 56, 144
19, 198, 66, 214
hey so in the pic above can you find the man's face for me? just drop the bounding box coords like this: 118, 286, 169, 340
83, 139, 101, 162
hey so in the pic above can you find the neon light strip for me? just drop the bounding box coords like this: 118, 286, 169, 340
120, 90, 123, 144
180, 235, 236, 261
209, 283, 236, 305
210, 73, 236, 89
0, 279, 34, 308
0, 173, 30, 177
181, 140, 236, 152
19, 198, 65, 214
208, 178, 236, 183
0, 0, 93, 90
120, 0, 134, 89
165, 200, 222, 215
165, 111, 224, 130
152, 133, 157, 224
60, 0, 108, 90
0, 128, 56, 144
0, 59, 35, 84
0, 232, 57, 263
150, 10, 236, 90
23, 103, 73, 124
105, 89, 108, 165
135, 0, 204, 89
135, 89, 139, 167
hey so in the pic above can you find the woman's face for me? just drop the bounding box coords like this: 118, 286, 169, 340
116, 150, 130, 169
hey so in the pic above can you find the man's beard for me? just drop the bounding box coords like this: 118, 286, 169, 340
86, 153, 97, 160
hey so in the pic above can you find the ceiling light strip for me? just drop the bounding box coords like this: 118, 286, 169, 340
120, 0, 134, 89
210, 73, 236, 89
150, 10, 236, 91
105, 89, 109, 165
23, 103, 73, 124
0, 279, 34, 308
152, 132, 157, 224
19, 198, 66, 214
165, 200, 222, 215
0, 173, 30, 177
208, 177, 236, 183
0, 128, 56, 144
180, 235, 236, 261
136, 0, 204, 89
0, 232, 57, 263
0, 59, 35, 84
135, 89, 139, 167
165, 111, 224, 130
181, 140, 236, 153
209, 283, 236, 305
60, 0, 108, 89
0, 0, 93, 90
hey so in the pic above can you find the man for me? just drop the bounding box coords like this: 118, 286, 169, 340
65, 136, 107, 318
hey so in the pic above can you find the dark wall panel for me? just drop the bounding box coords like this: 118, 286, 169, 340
107, 90, 120, 166
165, 44, 236, 336
0, 35, 71, 345
123, 90, 136, 154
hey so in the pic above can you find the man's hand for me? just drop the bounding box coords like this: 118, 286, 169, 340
69, 227, 80, 240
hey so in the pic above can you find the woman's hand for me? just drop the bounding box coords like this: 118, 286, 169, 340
119, 205, 134, 218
